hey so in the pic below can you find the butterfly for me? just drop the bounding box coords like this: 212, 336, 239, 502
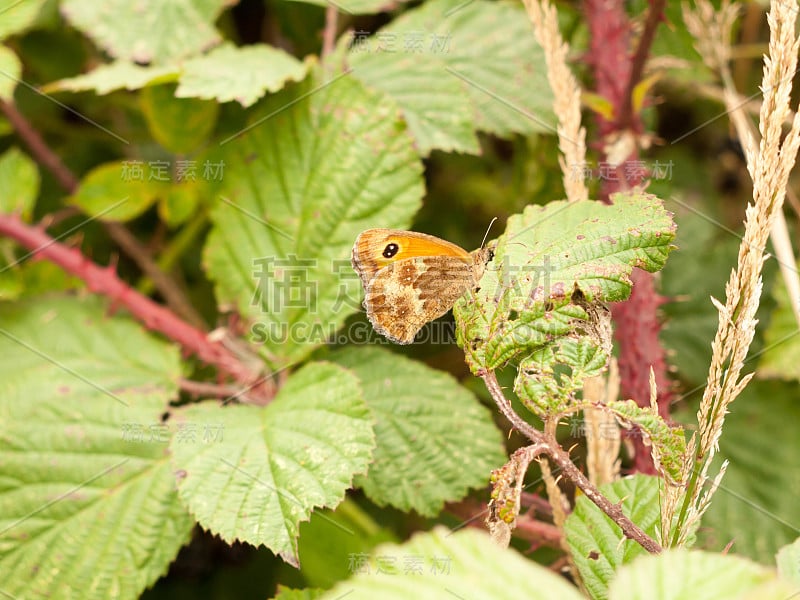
351, 229, 492, 344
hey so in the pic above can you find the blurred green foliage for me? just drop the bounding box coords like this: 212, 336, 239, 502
0, 0, 797, 598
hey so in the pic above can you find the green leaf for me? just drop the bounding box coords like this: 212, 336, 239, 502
140, 84, 219, 153
44, 44, 307, 105
329, 346, 506, 516
297, 500, 397, 587
0, 295, 193, 600
169, 361, 375, 566
43, 43, 308, 106
71, 161, 170, 222
60, 0, 228, 63
605, 400, 686, 484
42, 61, 180, 94
273, 588, 325, 600
758, 263, 800, 380
176, 42, 309, 107
776, 537, 800, 589
0, 45, 21, 101
320, 527, 585, 600
697, 380, 800, 563
282, 0, 405, 15
0, 0, 48, 40
608, 549, 793, 600
515, 336, 610, 417
456, 193, 676, 371
0, 147, 39, 219
0, 146, 40, 299
158, 182, 201, 227
349, 42, 477, 156
0, 259, 82, 302
564, 474, 662, 600
203, 70, 424, 368
349, 0, 555, 156
0, 251, 22, 299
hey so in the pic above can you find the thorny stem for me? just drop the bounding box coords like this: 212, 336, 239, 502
0, 99, 206, 330
0, 214, 264, 390
481, 369, 663, 554
105, 220, 208, 330
584, 0, 673, 473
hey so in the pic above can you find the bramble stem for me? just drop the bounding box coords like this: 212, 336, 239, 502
480, 369, 662, 554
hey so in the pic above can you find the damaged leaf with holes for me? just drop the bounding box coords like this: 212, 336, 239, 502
455, 193, 675, 373
515, 336, 611, 418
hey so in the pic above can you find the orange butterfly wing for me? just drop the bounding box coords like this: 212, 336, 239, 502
351, 229, 489, 344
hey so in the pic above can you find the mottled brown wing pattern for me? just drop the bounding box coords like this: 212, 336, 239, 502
363, 252, 487, 344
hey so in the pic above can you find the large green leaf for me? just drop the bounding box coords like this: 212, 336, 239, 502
60, 0, 228, 63
349, 0, 555, 156
0, 0, 48, 40
697, 381, 800, 563
175, 42, 309, 107
776, 537, 800, 589
273, 588, 325, 600
45, 43, 307, 107
0, 296, 193, 600
330, 346, 506, 516
169, 361, 375, 566
320, 527, 585, 600
203, 70, 424, 368
564, 475, 662, 600
456, 193, 676, 371
608, 549, 794, 600
42, 61, 180, 94
297, 500, 397, 588
282, 0, 407, 15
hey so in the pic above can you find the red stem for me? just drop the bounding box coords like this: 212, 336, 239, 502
0, 214, 262, 388
584, 0, 673, 473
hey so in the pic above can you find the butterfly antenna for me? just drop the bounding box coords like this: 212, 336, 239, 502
481, 217, 498, 248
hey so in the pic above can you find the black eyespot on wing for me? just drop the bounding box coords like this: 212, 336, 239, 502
382, 242, 399, 258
